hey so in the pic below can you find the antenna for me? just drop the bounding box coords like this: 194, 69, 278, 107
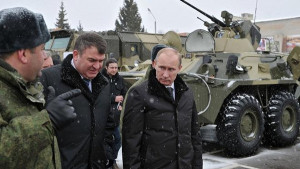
254, 0, 258, 23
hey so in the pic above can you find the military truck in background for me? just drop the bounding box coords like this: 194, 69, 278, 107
101, 31, 164, 71
45, 29, 187, 70
120, 0, 300, 157
45, 29, 78, 60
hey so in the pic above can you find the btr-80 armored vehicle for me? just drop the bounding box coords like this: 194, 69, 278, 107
120, 0, 300, 157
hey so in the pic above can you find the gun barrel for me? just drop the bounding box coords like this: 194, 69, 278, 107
180, 0, 226, 27
197, 17, 205, 22
197, 17, 210, 27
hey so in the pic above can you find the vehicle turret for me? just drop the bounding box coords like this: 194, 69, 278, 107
181, 0, 261, 52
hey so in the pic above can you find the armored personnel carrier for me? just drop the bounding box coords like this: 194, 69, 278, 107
120, 0, 300, 157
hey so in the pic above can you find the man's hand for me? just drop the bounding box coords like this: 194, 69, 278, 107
115, 95, 123, 102
46, 86, 81, 130
118, 105, 122, 111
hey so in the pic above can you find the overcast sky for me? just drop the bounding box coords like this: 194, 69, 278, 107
1, 0, 299, 33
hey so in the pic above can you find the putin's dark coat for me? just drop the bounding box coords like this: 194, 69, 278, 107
122, 69, 202, 169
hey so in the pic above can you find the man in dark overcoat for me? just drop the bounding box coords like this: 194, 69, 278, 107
122, 47, 203, 169
40, 32, 114, 169
101, 58, 127, 168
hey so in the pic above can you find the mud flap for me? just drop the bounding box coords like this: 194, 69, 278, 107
200, 125, 218, 143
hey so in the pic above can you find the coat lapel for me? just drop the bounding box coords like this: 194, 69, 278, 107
147, 69, 188, 103
61, 54, 108, 104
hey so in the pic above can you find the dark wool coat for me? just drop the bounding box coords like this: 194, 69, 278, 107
40, 54, 114, 169
122, 69, 203, 169
101, 68, 127, 126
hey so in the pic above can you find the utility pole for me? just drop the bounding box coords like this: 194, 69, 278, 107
148, 8, 157, 34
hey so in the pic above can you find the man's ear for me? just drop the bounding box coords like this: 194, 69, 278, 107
73, 50, 79, 61
17, 49, 28, 64
179, 65, 182, 71
152, 60, 156, 68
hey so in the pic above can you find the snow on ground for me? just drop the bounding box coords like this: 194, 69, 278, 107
115, 148, 256, 169
115, 142, 300, 169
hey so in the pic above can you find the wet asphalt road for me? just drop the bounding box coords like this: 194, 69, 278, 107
202, 137, 300, 169
116, 137, 300, 169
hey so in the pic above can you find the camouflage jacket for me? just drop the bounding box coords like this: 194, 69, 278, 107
0, 59, 61, 169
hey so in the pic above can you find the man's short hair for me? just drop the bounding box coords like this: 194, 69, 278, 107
105, 58, 118, 67
155, 48, 182, 66
0, 51, 14, 60
51, 54, 61, 65
74, 32, 107, 55
0, 7, 50, 56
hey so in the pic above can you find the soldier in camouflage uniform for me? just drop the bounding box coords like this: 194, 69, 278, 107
0, 7, 80, 169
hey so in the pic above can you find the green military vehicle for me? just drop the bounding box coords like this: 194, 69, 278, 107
101, 31, 165, 71
45, 29, 186, 70
120, 0, 300, 157
45, 29, 79, 59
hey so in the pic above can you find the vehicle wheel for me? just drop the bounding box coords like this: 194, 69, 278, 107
216, 93, 264, 157
264, 91, 300, 146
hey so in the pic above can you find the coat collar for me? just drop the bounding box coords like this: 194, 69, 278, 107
148, 68, 188, 103
101, 68, 119, 80
0, 59, 45, 107
61, 54, 108, 103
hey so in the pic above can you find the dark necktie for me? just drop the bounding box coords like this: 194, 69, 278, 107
83, 78, 90, 88
166, 87, 174, 99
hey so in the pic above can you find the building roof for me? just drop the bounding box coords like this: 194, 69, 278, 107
256, 16, 300, 23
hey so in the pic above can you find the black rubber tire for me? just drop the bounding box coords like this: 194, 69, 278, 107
264, 91, 300, 147
216, 93, 264, 157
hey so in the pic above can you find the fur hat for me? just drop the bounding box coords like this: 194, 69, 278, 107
151, 44, 167, 61
0, 7, 50, 53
